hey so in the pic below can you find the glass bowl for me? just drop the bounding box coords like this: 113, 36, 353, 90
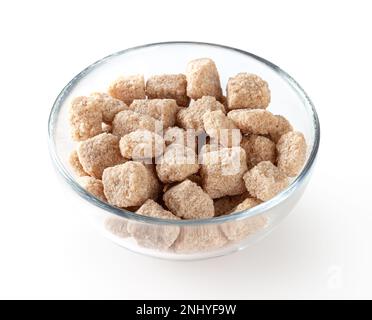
48, 42, 320, 260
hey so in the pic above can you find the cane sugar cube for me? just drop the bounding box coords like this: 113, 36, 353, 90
276, 131, 307, 177
77, 133, 125, 179
102, 161, 160, 208
146, 74, 189, 107
163, 179, 214, 219
227, 109, 277, 135
186, 58, 222, 100
108, 75, 145, 105
241, 134, 276, 169
243, 161, 289, 201
200, 147, 248, 199
69, 96, 102, 141
226, 73, 270, 110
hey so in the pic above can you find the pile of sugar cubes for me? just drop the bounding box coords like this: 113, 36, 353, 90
68, 58, 307, 252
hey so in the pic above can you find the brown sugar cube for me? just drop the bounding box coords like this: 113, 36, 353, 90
90, 92, 128, 123
146, 74, 189, 107
213, 192, 249, 216
269, 115, 293, 143
243, 161, 289, 201
108, 75, 145, 105
203, 110, 242, 147
227, 109, 277, 135
77, 133, 125, 179
156, 144, 200, 183
69, 96, 102, 141
177, 96, 225, 134
102, 161, 160, 208
127, 199, 180, 250
200, 147, 248, 199
78, 176, 107, 202
186, 58, 222, 100
240, 134, 276, 169
104, 216, 130, 238
172, 225, 228, 253
226, 73, 270, 110
102, 122, 112, 133
69, 150, 88, 177
119, 129, 165, 160
163, 179, 214, 219
112, 110, 161, 137
220, 198, 267, 241
129, 99, 179, 128
276, 131, 307, 177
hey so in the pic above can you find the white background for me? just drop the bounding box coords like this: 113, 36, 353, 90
0, 0, 371, 299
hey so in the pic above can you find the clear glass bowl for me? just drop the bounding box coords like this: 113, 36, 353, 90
48, 42, 320, 260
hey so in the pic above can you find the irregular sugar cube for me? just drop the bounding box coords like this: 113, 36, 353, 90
213, 192, 249, 216
104, 216, 130, 238
69, 150, 88, 177
163, 179, 214, 219
202, 110, 242, 147
156, 144, 200, 183
227, 109, 277, 135
172, 225, 228, 253
77, 133, 125, 179
243, 161, 289, 201
276, 131, 307, 177
69, 96, 102, 141
102, 161, 160, 208
240, 134, 276, 169
220, 198, 267, 241
186, 58, 222, 100
226, 73, 270, 110
269, 115, 293, 143
78, 176, 107, 202
146, 74, 189, 107
112, 110, 161, 137
108, 74, 145, 105
127, 199, 180, 250
177, 96, 225, 134
129, 99, 179, 128
200, 147, 248, 199
119, 129, 165, 160
90, 92, 128, 123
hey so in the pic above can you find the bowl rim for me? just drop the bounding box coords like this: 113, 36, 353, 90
48, 41, 320, 226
